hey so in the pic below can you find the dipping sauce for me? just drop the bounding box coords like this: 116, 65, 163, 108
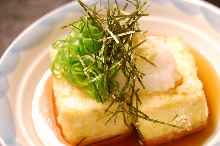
36, 50, 220, 146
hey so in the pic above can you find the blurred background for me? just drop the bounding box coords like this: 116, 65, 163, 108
0, 0, 219, 58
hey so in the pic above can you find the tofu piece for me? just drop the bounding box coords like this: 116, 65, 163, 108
51, 36, 208, 145
52, 78, 132, 145
136, 37, 208, 145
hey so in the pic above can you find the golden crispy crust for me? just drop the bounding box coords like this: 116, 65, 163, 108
143, 122, 207, 145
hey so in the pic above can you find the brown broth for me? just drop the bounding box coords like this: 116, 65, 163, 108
39, 76, 70, 145
39, 50, 220, 146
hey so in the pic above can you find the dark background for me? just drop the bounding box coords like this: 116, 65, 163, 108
0, 0, 219, 58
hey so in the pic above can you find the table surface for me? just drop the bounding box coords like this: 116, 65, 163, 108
0, 0, 219, 58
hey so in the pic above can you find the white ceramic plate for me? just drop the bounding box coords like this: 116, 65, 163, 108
0, 0, 220, 145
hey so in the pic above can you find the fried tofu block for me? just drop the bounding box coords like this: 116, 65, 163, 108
52, 78, 132, 145
51, 36, 208, 145
137, 37, 208, 145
